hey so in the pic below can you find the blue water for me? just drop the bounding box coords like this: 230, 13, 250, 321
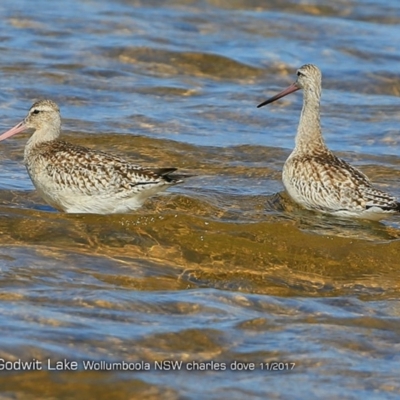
0, 1, 400, 399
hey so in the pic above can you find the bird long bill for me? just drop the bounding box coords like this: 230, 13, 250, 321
0, 121, 27, 141
257, 82, 300, 108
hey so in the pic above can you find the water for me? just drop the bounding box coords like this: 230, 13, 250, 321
0, 0, 400, 398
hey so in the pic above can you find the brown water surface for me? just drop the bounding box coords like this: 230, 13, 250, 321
0, 0, 400, 398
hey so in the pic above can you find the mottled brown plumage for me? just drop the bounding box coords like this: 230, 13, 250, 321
0, 99, 184, 214
258, 64, 399, 220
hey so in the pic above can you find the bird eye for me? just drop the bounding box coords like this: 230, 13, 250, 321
32, 109, 40, 115
297, 71, 304, 77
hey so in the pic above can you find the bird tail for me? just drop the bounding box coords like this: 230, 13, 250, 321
156, 168, 195, 184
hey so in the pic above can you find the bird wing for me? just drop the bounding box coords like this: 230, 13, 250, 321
331, 156, 399, 211
39, 140, 177, 195
290, 152, 399, 212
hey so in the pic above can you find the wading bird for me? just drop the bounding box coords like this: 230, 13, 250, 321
0, 99, 184, 214
257, 64, 399, 220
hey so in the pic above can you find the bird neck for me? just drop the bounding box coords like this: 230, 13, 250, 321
294, 87, 328, 155
24, 125, 61, 160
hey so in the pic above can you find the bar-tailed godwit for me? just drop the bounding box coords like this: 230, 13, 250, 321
257, 64, 399, 220
0, 99, 184, 214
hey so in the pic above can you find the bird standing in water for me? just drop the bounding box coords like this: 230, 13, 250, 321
257, 64, 399, 220
0, 99, 184, 214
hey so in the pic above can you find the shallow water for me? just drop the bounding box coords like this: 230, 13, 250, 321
0, 0, 400, 398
